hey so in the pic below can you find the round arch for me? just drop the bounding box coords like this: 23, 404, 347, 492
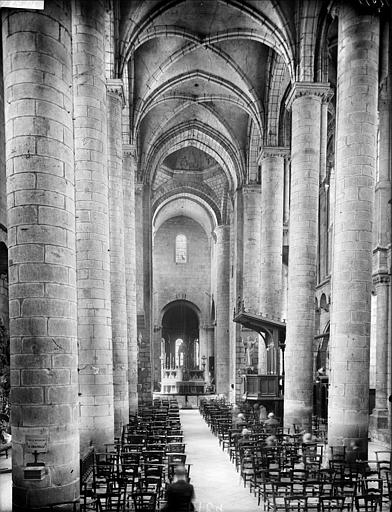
160, 299, 201, 325
153, 193, 219, 236
144, 123, 242, 189
160, 300, 201, 370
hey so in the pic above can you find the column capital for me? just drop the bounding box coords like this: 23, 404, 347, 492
242, 183, 261, 194
123, 143, 137, 159
373, 272, 390, 286
329, 0, 388, 17
285, 82, 332, 110
258, 146, 290, 164
106, 78, 125, 106
214, 223, 230, 232
135, 182, 144, 194
355, 0, 389, 13
330, 0, 388, 17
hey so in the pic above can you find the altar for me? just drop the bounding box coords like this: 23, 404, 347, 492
160, 367, 206, 395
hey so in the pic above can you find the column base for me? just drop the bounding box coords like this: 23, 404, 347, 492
284, 399, 312, 432
369, 409, 390, 443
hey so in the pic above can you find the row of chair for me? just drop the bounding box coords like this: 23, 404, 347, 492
201, 398, 392, 512
81, 397, 190, 511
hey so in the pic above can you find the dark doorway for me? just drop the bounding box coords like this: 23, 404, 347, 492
162, 302, 199, 370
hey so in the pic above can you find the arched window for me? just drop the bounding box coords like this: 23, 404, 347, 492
175, 339, 184, 367
175, 234, 187, 263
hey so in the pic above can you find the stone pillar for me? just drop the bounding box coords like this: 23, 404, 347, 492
72, 0, 114, 452
3, 2, 79, 509
259, 148, 287, 319
370, 18, 391, 435
242, 184, 262, 373
230, 190, 243, 402
329, 3, 379, 457
199, 325, 208, 370
107, 80, 128, 436
373, 277, 390, 410
135, 183, 145, 402
257, 336, 268, 375
123, 145, 138, 413
284, 83, 330, 431
215, 224, 230, 396
202, 325, 214, 384
140, 186, 153, 402
242, 184, 261, 312
320, 100, 329, 183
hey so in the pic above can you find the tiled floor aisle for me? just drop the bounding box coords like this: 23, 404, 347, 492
180, 409, 259, 512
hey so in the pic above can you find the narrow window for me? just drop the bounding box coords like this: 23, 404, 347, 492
175, 234, 187, 263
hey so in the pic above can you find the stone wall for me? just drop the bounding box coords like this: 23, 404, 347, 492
153, 215, 211, 384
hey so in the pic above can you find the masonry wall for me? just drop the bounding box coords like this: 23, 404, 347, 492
153, 216, 211, 380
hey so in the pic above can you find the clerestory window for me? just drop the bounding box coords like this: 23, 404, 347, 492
175, 234, 187, 263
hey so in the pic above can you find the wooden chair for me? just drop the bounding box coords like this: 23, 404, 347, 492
132, 491, 157, 511
239, 448, 254, 487
360, 478, 383, 511
374, 450, 391, 477
319, 496, 345, 512
284, 495, 308, 512
96, 480, 127, 512
354, 495, 379, 512
167, 452, 187, 466
267, 482, 294, 512
330, 446, 346, 462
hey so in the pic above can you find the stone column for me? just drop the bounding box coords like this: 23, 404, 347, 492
329, 2, 379, 457
215, 224, 230, 396
259, 148, 286, 375
72, 0, 114, 452
320, 100, 329, 183
242, 184, 262, 373
370, 18, 391, 434
202, 325, 214, 384
107, 80, 129, 436
123, 145, 138, 413
242, 184, 261, 312
374, 277, 390, 409
229, 190, 243, 402
135, 183, 145, 401
140, 186, 153, 401
284, 83, 330, 432
3, 2, 79, 508
259, 148, 287, 319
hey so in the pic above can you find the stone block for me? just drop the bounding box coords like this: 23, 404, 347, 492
21, 368, 71, 386
11, 317, 47, 336
11, 386, 44, 404
19, 262, 68, 283
48, 318, 77, 337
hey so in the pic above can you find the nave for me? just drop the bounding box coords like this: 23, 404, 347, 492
181, 409, 259, 512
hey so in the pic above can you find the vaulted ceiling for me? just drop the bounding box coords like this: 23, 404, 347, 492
119, 0, 333, 228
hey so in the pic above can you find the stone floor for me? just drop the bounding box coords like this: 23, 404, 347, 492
181, 408, 259, 512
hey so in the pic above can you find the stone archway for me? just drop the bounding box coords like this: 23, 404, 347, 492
161, 301, 200, 371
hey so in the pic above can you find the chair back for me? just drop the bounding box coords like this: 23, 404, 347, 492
132, 491, 157, 512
